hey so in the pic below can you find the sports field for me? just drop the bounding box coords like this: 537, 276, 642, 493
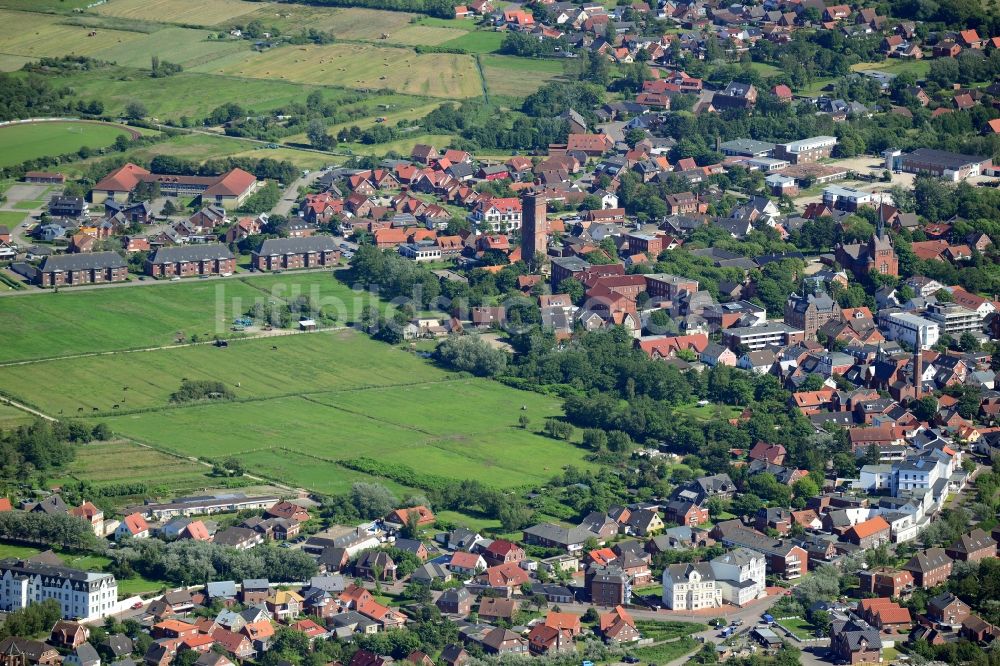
196, 42, 482, 98
0, 121, 131, 168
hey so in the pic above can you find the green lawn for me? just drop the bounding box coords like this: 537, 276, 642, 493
673, 402, 742, 422
0, 211, 28, 228
851, 59, 931, 78
0, 121, 131, 168
630, 638, 700, 665
749, 61, 781, 77
439, 30, 505, 53
779, 616, 819, 639
435, 509, 503, 532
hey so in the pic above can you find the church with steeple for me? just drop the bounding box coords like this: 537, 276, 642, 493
835, 220, 899, 279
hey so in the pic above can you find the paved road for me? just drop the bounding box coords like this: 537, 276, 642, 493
271, 169, 326, 217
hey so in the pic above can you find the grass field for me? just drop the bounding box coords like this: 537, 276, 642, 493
59, 440, 218, 495
0, 271, 380, 363
0, 331, 445, 413
92, 26, 249, 69
439, 30, 505, 53
196, 42, 482, 98
90, 371, 589, 491
851, 59, 931, 78
0, 402, 34, 429
480, 54, 565, 96
340, 132, 459, 158
0, 211, 28, 228
95, 0, 264, 26
0, 9, 146, 58
0, 0, 93, 11
0, 121, 130, 168
58, 133, 262, 178
54, 68, 317, 119
0, 54, 32, 71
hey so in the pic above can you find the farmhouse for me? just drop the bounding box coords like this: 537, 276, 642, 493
37, 252, 128, 287
146, 244, 236, 278
252, 237, 340, 271
92, 163, 260, 207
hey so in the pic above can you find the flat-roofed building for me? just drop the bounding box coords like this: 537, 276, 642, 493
880, 311, 939, 348
719, 139, 775, 158
773, 136, 837, 164
895, 148, 991, 181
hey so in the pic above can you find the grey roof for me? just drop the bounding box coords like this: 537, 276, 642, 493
73, 643, 100, 666
206, 581, 238, 598
524, 522, 593, 545
719, 139, 775, 155
904, 148, 989, 169
256, 236, 339, 255
242, 578, 269, 589
665, 562, 715, 583
39, 251, 127, 273
148, 243, 234, 264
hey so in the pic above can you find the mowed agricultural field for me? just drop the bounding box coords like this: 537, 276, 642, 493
196, 42, 482, 98
0, 331, 446, 413
440, 30, 506, 53
480, 55, 566, 97
58, 134, 262, 178
0, 9, 247, 69
95, 0, 264, 26
0, 121, 130, 168
0, 271, 379, 363
89, 367, 589, 491
0, 402, 34, 429
54, 440, 216, 495
52, 69, 329, 119
0, 0, 92, 11
0, 328, 592, 493
0, 8, 145, 58
91, 26, 249, 69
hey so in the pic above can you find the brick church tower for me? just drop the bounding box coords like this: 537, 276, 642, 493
521, 194, 548, 262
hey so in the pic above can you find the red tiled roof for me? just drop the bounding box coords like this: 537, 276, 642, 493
204, 169, 258, 197
94, 163, 150, 192
122, 512, 148, 534
848, 515, 890, 539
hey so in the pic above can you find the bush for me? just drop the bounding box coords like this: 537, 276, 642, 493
169, 380, 235, 403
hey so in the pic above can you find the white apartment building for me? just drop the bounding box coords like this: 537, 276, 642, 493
882, 311, 939, 349
924, 303, 983, 337
662, 563, 721, 610
0, 559, 118, 621
710, 548, 767, 606
662, 549, 766, 610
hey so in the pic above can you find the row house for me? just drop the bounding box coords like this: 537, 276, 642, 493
146, 244, 235, 278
